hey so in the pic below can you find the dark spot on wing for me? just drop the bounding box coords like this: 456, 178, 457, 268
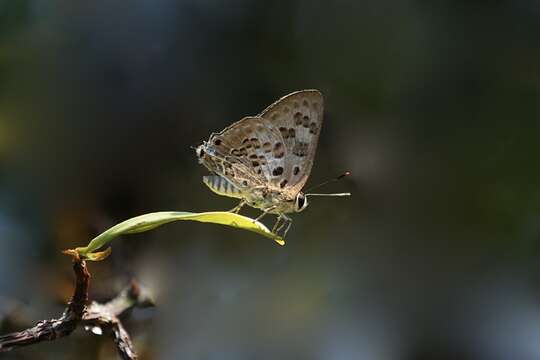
279, 127, 289, 139
293, 142, 309, 157
231, 148, 247, 157
273, 167, 284, 176
273, 142, 285, 158
294, 112, 302, 125
250, 138, 261, 149
258, 155, 267, 165
310, 122, 319, 134
289, 128, 296, 138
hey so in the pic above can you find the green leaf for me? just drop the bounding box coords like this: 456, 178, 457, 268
73, 211, 285, 259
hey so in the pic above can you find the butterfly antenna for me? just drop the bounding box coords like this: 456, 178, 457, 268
306, 192, 351, 197
305, 171, 351, 193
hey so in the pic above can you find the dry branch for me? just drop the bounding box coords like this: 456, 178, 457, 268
0, 260, 153, 359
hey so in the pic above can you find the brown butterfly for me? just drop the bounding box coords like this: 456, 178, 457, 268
195, 90, 350, 237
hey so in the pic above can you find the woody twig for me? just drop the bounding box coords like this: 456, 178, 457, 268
0, 258, 153, 359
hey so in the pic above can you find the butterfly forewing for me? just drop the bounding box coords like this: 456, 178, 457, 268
203, 121, 266, 191
259, 90, 324, 194
208, 116, 290, 189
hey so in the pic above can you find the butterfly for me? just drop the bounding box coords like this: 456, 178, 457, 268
195, 89, 350, 237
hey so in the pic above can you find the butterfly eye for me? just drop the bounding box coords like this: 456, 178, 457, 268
295, 193, 308, 212
196, 147, 205, 158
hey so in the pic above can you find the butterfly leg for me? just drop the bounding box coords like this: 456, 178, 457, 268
229, 200, 246, 214
271, 216, 283, 233
255, 206, 276, 222
274, 215, 292, 237
282, 217, 293, 238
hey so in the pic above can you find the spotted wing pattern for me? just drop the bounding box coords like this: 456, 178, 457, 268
201, 90, 323, 200
258, 90, 324, 195
207, 116, 290, 190
200, 118, 263, 192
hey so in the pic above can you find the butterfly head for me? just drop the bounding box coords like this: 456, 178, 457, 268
294, 192, 309, 213
195, 143, 217, 164
194, 144, 205, 159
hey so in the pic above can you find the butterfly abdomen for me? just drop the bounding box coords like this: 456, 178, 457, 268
203, 175, 243, 199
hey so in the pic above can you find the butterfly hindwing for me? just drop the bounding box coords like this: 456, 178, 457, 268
258, 90, 324, 194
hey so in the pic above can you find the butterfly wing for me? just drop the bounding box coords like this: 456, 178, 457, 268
203, 90, 323, 197
205, 116, 287, 190
258, 89, 324, 194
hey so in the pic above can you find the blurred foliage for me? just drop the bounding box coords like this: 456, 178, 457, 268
0, 1, 29, 40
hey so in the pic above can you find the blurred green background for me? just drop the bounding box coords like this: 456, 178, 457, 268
1, 0, 540, 359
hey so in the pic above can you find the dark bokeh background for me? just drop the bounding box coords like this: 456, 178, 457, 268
1, 1, 540, 359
